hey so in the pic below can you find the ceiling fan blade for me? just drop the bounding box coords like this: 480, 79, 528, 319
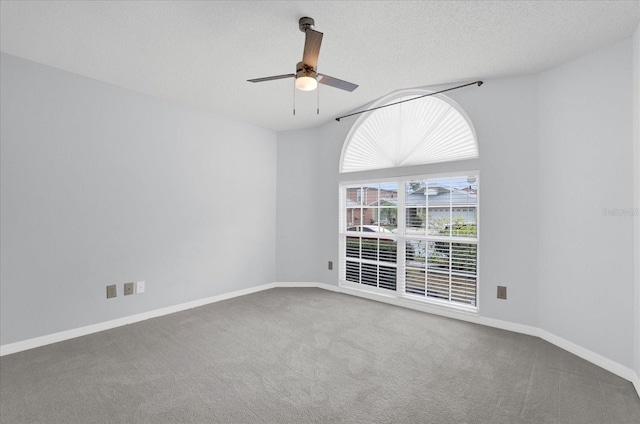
317, 74, 359, 92
247, 74, 295, 83
302, 29, 323, 70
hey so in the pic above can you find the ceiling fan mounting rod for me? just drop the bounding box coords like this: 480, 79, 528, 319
299, 17, 315, 33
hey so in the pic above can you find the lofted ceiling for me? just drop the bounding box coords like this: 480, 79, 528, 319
1, 1, 638, 132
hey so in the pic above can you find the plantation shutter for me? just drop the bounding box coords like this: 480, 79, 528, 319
340, 95, 478, 173
341, 174, 478, 309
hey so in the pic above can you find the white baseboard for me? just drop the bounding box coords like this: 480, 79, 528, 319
323, 283, 640, 398
0, 283, 277, 357
537, 328, 638, 386
272, 281, 338, 290
336, 283, 541, 337
2, 281, 639, 399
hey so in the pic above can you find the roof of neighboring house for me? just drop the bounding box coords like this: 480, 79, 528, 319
367, 198, 398, 207
408, 189, 477, 206
347, 187, 477, 208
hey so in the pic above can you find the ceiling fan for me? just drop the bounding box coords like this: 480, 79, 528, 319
247, 17, 358, 93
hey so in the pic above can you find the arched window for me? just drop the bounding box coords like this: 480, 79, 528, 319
339, 90, 479, 310
340, 89, 478, 173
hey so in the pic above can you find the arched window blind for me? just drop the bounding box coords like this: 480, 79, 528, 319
339, 91, 478, 173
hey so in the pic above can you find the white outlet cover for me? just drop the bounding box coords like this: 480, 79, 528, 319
136, 281, 145, 294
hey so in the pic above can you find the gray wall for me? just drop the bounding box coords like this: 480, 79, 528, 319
276, 75, 541, 328
276, 36, 637, 372
275, 129, 322, 282
538, 38, 634, 368
0, 53, 277, 346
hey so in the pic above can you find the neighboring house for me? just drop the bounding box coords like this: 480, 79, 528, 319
347, 184, 477, 231
407, 184, 477, 232
346, 186, 398, 226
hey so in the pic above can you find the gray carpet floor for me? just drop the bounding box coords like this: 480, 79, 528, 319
1, 287, 639, 424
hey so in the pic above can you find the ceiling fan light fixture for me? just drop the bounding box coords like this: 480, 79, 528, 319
295, 75, 318, 91
247, 18, 358, 96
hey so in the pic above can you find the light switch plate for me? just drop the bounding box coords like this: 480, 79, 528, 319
124, 282, 134, 296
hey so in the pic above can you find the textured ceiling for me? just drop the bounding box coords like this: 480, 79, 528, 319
1, 1, 638, 132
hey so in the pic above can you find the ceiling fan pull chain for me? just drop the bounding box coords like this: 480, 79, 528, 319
293, 79, 296, 115
317, 84, 320, 115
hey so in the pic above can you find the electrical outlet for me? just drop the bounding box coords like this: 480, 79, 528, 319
136, 281, 145, 294
497, 285, 507, 300
106, 284, 117, 299
328, 261, 333, 270
124, 282, 134, 296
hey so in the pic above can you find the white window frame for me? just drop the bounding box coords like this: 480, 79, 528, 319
339, 171, 480, 313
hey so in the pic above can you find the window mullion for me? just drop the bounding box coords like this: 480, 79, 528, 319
397, 182, 406, 295
448, 179, 453, 302
424, 178, 429, 298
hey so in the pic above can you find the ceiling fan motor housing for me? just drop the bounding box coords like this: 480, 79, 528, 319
296, 61, 317, 78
